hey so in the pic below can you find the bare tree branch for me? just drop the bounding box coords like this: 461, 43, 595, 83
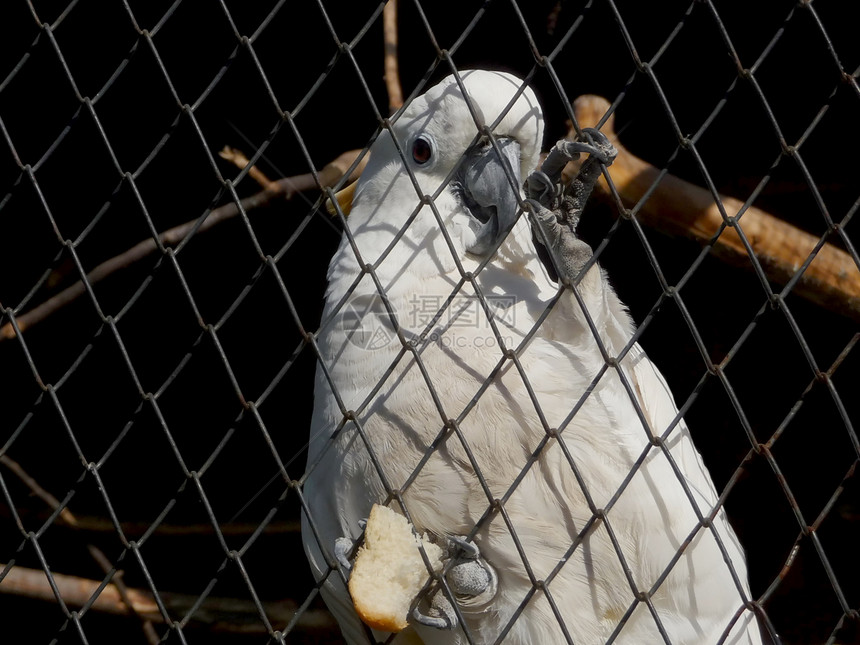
219, 146, 279, 191
383, 0, 403, 113
546, 1, 563, 35
568, 94, 860, 321
0, 455, 77, 527
0, 563, 338, 635
0, 149, 365, 341
1, 455, 160, 644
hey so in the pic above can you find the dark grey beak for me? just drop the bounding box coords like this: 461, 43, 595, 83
459, 137, 522, 257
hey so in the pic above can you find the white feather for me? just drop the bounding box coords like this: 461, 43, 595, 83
302, 70, 762, 644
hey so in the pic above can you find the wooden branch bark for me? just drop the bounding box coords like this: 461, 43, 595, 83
0, 454, 316, 637
219, 146, 279, 191
0, 563, 337, 635
568, 94, 860, 321
1, 455, 160, 643
383, 0, 403, 113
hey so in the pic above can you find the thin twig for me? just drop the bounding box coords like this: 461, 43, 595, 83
0, 149, 365, 341
0, 455, 77, 526
383, 0, 403, 113
219, 146, 279, 191
546, 1, 563, 35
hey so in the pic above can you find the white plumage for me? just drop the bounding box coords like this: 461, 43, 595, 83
302, 69, 762, 644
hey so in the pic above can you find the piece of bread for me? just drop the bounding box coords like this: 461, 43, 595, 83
348, 504, 444, 632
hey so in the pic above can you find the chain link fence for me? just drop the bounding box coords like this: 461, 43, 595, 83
0, 1, 858, 643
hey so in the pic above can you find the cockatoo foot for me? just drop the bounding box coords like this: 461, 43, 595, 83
333, 518, 367, 575
445, 536, 497, 599
413, 593, 458, 630
525, 128, 617, 284
334, 537, 354, 573
413, 536, 498, 630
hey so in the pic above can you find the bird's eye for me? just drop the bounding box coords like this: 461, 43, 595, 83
412, 137, 433, 165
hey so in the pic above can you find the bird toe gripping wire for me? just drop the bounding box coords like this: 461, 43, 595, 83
526, 127, 618, 284
333, 517, 368, 574
412, 536, 498, 631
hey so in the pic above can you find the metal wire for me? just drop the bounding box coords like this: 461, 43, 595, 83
0, 1, 857, 644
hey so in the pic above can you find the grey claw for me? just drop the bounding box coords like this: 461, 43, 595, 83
413, 608, 452, 630
578, 127, 617, 165
447, 535, 480, 560
526, 128, 615, 285
334, 537, 354, 573
412, 536, 497, 631
412, 591, 457, 630
529, 129, 616, 200
556, 139, 597, 159
539, 136, 601, 179
333, 517, 369, 574
525, 170, 559, 204
571, 142, 609, 164
538, 141, 583, 184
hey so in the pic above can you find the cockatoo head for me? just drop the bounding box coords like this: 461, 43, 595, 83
337, 70, 544, 290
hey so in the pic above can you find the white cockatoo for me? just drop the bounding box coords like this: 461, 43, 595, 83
302, 69, 763, 645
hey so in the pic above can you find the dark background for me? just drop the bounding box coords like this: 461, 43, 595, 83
0, 1, 857, 643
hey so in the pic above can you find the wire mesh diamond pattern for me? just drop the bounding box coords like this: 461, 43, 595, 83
0, 1, 857, 644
